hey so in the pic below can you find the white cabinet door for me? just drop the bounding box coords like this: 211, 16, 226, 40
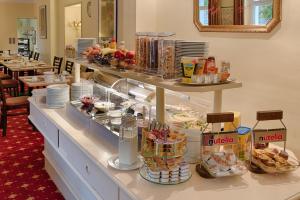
59, 130, 119, 200
45, 141, 103, 200
30, 104, 59, 148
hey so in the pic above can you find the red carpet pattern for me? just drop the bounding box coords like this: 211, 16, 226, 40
0, 111, 64, 200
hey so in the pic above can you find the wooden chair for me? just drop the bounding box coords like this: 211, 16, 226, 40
0, 79, 29, 136
33, 52, 40, 61
53, 56, 63, 74
0, 72, 11, 80
28, 51, 34, 60
0, 74, 19, 97
65, 61, 74, 74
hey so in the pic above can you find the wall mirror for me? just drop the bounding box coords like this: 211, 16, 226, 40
99, 0, 117, 42
194, 0, 281, 33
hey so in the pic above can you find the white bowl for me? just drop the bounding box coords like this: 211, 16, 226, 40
94, 102, 115, 112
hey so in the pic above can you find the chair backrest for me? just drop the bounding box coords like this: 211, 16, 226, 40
65, 61, 74, 74
53, 56, 63, 74
0, 79, 7, 107
29, 51, 34, 60
34, 52, 40, 61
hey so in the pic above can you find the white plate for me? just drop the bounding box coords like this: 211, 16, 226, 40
47, 84, 69, 89
108, 155, 143, 171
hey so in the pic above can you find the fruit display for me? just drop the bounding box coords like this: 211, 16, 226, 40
82, 40, 136, 69
111, 49, 136, 70
82, 41, 117, 65
83, 45, 102, 63
80, 96, 98, 107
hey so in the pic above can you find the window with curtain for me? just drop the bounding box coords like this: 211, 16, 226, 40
252, 0, 273, 25
199, 0, 209, 25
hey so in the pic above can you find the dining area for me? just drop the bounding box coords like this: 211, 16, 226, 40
0, 51, 75, 136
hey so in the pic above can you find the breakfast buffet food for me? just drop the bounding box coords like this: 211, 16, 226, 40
249, 111, 299, 174
80, 96, 98, 107
197, 112, 248, 178
141, 127, 186, 158
180, 56, 231, 85
251, 148, 299, 173
94, 101, 116, 113
135, 32, 175, 75
141, 161, 191, 184
140, 121, 191, 184
201, 150, 248, 177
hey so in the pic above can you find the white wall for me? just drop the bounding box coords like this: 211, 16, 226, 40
152, 0, 300, 156
56, 0, 81, 57
64, 4, 81, 47
117, 0, 136, 50
136, 0, 157, 32
35, 0, 58, 64
0, 2, 36, 52
81, 0, 99, 38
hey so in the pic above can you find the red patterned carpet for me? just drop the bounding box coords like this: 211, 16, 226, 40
0, 110, 64, 200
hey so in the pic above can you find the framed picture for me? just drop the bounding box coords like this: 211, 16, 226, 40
39, 5, 47, 39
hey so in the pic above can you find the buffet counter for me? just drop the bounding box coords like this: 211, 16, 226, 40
28, 98, 300, 200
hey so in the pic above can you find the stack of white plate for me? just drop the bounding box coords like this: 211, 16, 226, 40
71, 83, 93, 101
46, 84, 70, 108
175, 41, 209, 76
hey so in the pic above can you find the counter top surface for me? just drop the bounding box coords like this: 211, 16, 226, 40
69, 58, 242, 93
29, 99, 300, 200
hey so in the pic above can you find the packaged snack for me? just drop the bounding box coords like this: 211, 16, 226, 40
249, 110, 299, 174
140, 120, 191, 185
197, 112, 248, 178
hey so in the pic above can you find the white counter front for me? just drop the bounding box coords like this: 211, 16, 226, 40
28, 98, 300, 200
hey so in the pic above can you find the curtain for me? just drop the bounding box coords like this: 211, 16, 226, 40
208, 0, 221, 25
234, 0, 244, 25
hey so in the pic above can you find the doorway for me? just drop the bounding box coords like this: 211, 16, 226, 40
17, 18, 37, 56
65, 3, 82, 50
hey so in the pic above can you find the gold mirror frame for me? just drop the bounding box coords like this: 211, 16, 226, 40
193, 0, 282, 33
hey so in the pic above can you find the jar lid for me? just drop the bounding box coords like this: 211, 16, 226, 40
237, 127, 251, 135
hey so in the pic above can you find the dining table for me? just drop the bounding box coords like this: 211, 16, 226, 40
0, 55, 20, 61
0, 60, 55, 79
18, 75, 73, 95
